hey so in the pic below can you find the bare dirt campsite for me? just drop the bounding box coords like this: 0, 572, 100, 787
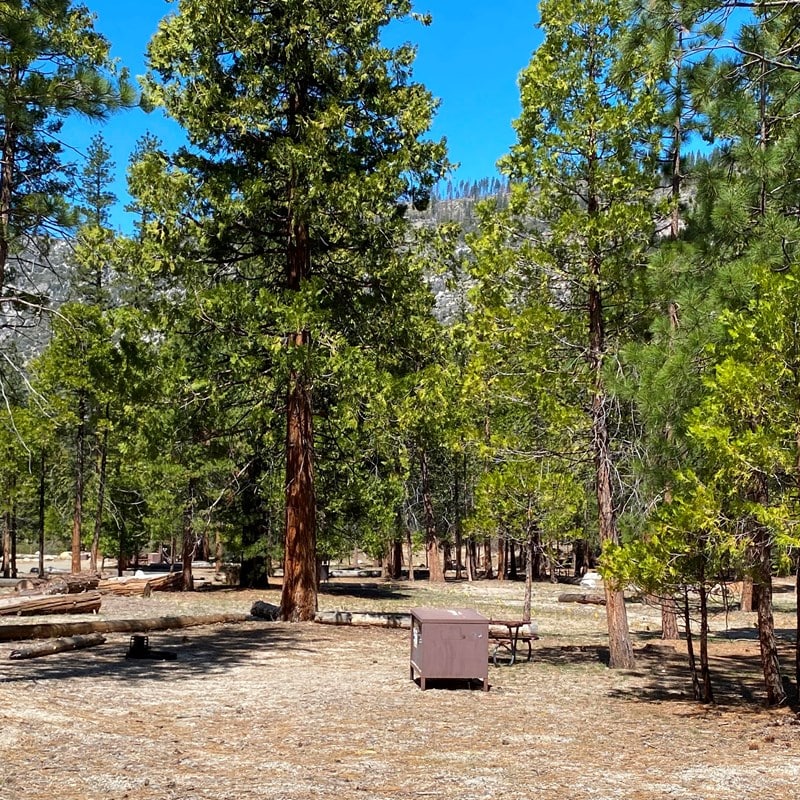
1, 575, 799, 800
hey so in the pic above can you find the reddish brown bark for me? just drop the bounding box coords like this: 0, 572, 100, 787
90, 410, 109, 574
278, 82, 318, 619
752, 519, 785, 706
71, 393, 87, 574
661, 597, 680, 641
280, 353, 317, 620
588, 227, 635, 669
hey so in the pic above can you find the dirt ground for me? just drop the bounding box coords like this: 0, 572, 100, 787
1, 576, 799, 800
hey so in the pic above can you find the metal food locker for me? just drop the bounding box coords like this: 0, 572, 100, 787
409, 607, 489, 691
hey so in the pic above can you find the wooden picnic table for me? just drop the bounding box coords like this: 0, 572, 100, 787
488, 619, 538, 666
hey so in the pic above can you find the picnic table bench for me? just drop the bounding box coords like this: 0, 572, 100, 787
488, 619, 538, 666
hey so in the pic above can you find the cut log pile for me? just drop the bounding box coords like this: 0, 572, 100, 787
98, 572, 183, 597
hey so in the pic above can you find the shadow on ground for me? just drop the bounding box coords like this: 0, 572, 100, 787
0, 622, 312, 686
528, 638, 798, 709
318, 582, 412, 601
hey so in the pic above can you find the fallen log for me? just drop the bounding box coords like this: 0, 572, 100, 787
0, 612, 250, 642
0, 591, 102, 617
15, 574, 100, 596
557, 593, 606, 605
98, 571, 183, 598
14, 578, 69, 596
143, 572, 184, 595
9, 633, 107, 660
314, 610, 411, 628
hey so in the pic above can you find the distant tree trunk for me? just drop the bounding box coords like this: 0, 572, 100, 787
10, 496, 16, 579
522, 532, 535, 624
38, 450, 46, 579
90, 410, 109, 574
466, 539, 475, 582
181, 480, 195, 591
752, 523, 785, 705
509, 539, 518, 580
214, 528, 223, 573
684, 589, 703, 702
117, 520, 126, 578
741, 576, 754, 613
453, 457, 463, 579
483, 538, 493, 579
420, 450, 444, 582
2, 506, 9, 578
698, 577, 713, 704
532, 527, 543, 581
796, 554, 800, 694
71, 393, 87, 574
497, 529, 506, 581
239, 454, 270, 589
406, 522, 415, 582
386, 538, 403, 580
661, 596, 680, 641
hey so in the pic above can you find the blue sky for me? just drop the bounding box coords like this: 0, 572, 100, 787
63, 1, 542, 231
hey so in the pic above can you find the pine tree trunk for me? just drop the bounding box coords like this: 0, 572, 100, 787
38, 450, 46, 580
741, 576, 754, 613
280, 360, 317, 620
589, 260, 635, 669
523, 534, 535, 624
683, 590, 702, 702
795, 554, 800, 695
387, 538, 403, 580
466, 539, 475, 582
420, 450, 444, 582
278, 95, 318, 618
91, 414, 109, 574
483, 538, 493, 579
71, 393, 87, 574
497, 529, 506, 581
661, 596, 680, 641
698, 577, 714, 704
406, 523, 415, 582
509, 539, 517, 580
753, 523, 785, 705
181, 480, 195, 591
10, 497, 16, 580
453, 458, 463, 579
2, 508, 9, 579
215, 528, 223, 573
532, 527, 543, 581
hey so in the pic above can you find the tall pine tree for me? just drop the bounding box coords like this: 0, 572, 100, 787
138, 0, 446, 619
